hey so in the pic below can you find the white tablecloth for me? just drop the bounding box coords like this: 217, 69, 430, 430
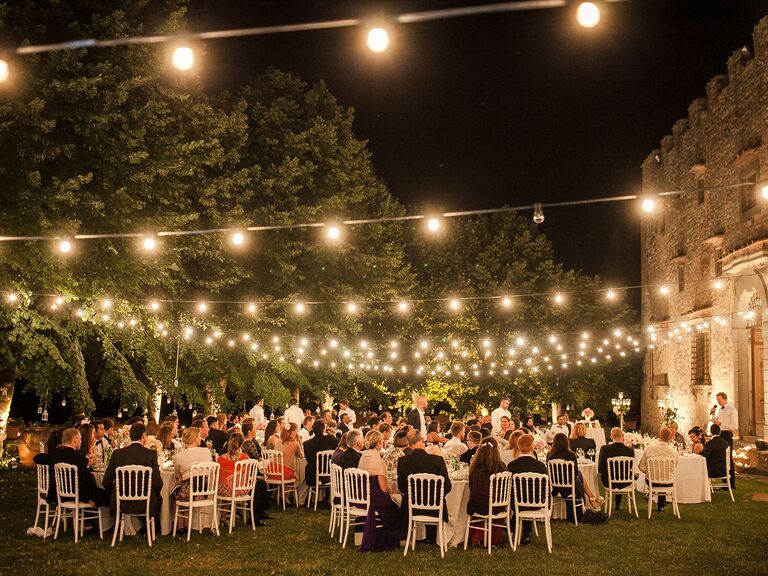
633, 450, 711, 504
551, 461, 598, 520
586, 428, 606, 455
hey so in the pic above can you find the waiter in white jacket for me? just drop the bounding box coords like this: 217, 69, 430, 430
491, 398, 512, 435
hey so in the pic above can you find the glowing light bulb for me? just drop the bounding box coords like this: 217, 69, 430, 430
762, 183, 768, 200
641, 197, 656, 213
149, 300, 160, 311
326, 225, 341, 240
101, 299, 112, 309
554, 292, 565, 305
576, 2, 600, 28
294, 302, 306, 314
0, 59, 8, 83
397, 301, 410, 313
197, 302, 208, 313
426, 217, 441, 232
58, 240, 72, 254
659, 285, 670, 296
6, 292, 17, 303
367, 27, 390, 53
143, 236, 157, 251
449, 298, 461, 311
501, 296, 512, 308
231, 231, 245, 245
172, 46, 194, 71
247, 303, 257, 314
606, 288, 616, 301
346, 302, 359, 314
713, 279, 724, 290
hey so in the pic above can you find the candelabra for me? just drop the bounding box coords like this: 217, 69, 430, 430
611, 391, 631, 430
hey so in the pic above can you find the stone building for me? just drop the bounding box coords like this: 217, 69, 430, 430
640, 17, 768, 441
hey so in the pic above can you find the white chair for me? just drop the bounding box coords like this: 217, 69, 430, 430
217, 459, 259, 533
329, 463, 344, 539
33, 464, 53, 538
262, 450, 298, 510
512, 472, 552, 553
52, 463, 103, 543
547, 459, 583, 525
463, 471, 514, 555
307, 450, 334, 511
404, 473, 446, 558
173, 461, 221, 541
112, 465, 155, 547
646, 457, 680, 519
709, 448, 735, 502
605, 456, 638, 517
342, 468, 370, 549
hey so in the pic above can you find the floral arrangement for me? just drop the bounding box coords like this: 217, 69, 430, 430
623, 432, 656, 450
145, 436, 162, 452
581, 407, 594, 420
533, 437, 548, 454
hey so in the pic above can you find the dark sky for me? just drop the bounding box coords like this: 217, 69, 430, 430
186, 0, 768, 290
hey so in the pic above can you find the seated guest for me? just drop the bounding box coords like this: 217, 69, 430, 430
547, 433, 601, 521
102, 423, 162, 523
92, 420, 111, 465
207, 415, 229, 455
156, 422, 177, 452
383, 428, 409, 477
173, 427, 213, 501
34, 429, 63, 466
427, 421, 448, 445
273, 423, 304, 481
338, 413, 353, 435
47, 428, 107, 508
638, 427, 679, 512
597, 427, 634, 511
495, 416, 513, 439
467, 436, 506, 547
688, 426, 705, 454
522, 416, 539, 435
379, 423, 393, 448
359, 431, 404, 551
460, 431, 483, 464
217, 432, 249, 496
263, 419, 281, 451
396, 430, 452, 544
701, 424, 730, 479
668, 421, 687, 447
77, 423, 98, 467
338, 429, 364, 470
304, 420, 338, 490
298, 416, 314, 443
332, 432, 349, 465
326, 420, 339, 438
501, 430, 525, 465
241, 420, 263, 460
507, 433, 547, 545
569, 423, 597, 459
102, 418, 117, 446
361, 416, 380, 437
547, 413, 572, 444
443, 421, 468, 458
190, 417, 210, 449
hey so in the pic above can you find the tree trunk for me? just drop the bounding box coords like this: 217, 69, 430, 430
0, 367, 16, 459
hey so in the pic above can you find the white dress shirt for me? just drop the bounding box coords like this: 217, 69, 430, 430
547, 423, 571, 443
716, 403, 738, 432
443, 436, 468, 457
417, 408, 427, 438
298, 428, 312, 443
491, 406, 512, 434
94, 437, 111, 464
638, 440, 679, 474
284, 404, 305, 428
338, 407, 356, 426
249, 404, 265, 426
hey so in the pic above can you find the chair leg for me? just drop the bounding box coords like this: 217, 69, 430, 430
43, 506, 51, 538
506, 516, 514, 550
120, 513, 126, 542
73, 509, 79, 544
147, 515, 153, 547
572, 498, 579, 527
111, 515, 120, 547
229, 500, 235, 534
342, 512, 349, 549
250, 498, 256, 530
545, 519, 553, 553
187, 508, 193, 542
532, 519, 539, 537
463, 515, 471, 550
647, 491, 653, 519
172, 507, 178, 537
34, 501, 42, 531
487, 518, 492, 555
53, 508, 61, 540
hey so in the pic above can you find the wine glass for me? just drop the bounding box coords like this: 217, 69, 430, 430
587, 448, 596, 461
576, 448, 585, 460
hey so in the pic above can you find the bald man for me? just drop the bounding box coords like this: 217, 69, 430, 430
407, 395, 428, 438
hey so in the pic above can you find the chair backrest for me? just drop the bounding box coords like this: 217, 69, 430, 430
343, 468, 370, 508
262, 449, 284, 479
407, 473, 444, 512
39, 441, 46, 454
115, 465, 153, 501
316, 450, 334, 480
330, 463, 344, 503
488, 471, 513, 511
53, 463, 79, 501
607, 456, 635, 485
189, 462, 220, 499
512, 472, 549, 511
36, 463, 49, 498
547, 459, 576, 489
725, 448, 731, 476
646, 457, 677, 485
231, 459, 259, 495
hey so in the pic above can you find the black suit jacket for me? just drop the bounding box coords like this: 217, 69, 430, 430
701, 435, 730, 478
570, 437, 597, 459
102, 442, 163, 518
507, 454, 548, 476
47, 446, 101, 505
459, 445, 477, 465
338, 448, 362, 471
396, 448, 452, 508
208, 428, 229, 454
406, 409, 423, 432
304, 434, 339, 486
597, 441, 635, 488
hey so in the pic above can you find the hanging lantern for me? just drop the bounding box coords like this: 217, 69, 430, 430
37, 405, 43, 415
42, 408, 48, 422
61, 398, 66, 407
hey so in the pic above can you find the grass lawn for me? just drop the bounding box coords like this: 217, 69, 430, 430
1, 469, 766, 576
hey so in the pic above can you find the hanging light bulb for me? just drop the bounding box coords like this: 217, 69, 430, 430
500, 295, 513, 308
448, 298, 461, 311
294, 301, 307, 315
197, 301, 208, 313
658, 285, 670, 296
553, 292, 565, 305
713, 279, 724, 290
142, 236, 157, 251
761, 182, 768, 200
366, 27, 390, 53
346, 302, 359, 315
149, 300, 160, 312
58, 239, 72, 254
397, 301, 410, 313
576, 2, 600, 28
5, 292, 18, 304
101, 299, 112, 309
231, 231, 245, 246
532, 203, 545, 224
606, 288, 617, 301
0, 59, 9, 83
641, 195, 656, 213
426, 217, 441, 233
172, 46, 194, 71
61, 398, 66, 407
326, 225, 341, 241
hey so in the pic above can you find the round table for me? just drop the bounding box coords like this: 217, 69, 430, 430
551, 460, 598, 520
633, 450, 711, 504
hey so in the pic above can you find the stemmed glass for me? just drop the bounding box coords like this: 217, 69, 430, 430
576, 448, 585, 460
587, 448, 596, 461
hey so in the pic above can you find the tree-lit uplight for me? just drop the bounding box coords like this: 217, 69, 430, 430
172, 46, 194, 71
576, 2, 600, 28
58, 240, 72, 254
366, 27, 390, 53
0, 59, 8, 83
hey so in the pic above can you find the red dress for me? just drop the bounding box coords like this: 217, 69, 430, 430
217, 453, 249, 496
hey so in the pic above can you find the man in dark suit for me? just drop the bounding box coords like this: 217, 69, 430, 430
407, 395, 428, 437
507, 433, 548, 545
206, 415, 229, 454
597, 427, 635, 511
47, 427, 107, 508
304, 420, 339, 489
338, 429, 363, 470
101, 423, 162, 524
701, 424, 730, 480
397, 429, 451, 544
460, 431, 482, 464
338, 413, 353, 435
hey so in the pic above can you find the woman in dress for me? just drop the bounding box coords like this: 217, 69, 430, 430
522, 416, 539, 435
217, 432, 249, 496
500, 429, 525, 465
359, 430, 404, 551
173, 427, 214, 502
467, 436, 506, 546
77, 423, 98, 467
569, 422, 597, 460
332, 431, 348, 465
547, 433, 602, 520
427, 421, 448, 445
263, 419, 281, 450
272, 422, 304, 481
382, 428, 409, 479
157, 422, 176, 451
688, 426, 706, 454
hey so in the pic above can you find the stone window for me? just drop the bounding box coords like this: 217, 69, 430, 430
739, 161, 759, 216
677, 265, 685, 293
696, 179, 705, 205
691, 330, 711, 387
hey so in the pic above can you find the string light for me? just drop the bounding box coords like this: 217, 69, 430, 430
761, 182, 768, 200
294, 301, 307, 315
449, 298, 461, 311
346, 302, 359, 315
366, 27, 390, 52
142, 236, 157, 251
172, 46, 194, 70
576, 2, 600, 28
554, 292, 565, 305
58, 240, 72, 254
713, 279, 724, 290
605, 288, 616, 301
426, 217, 441, 233
5, 292, 17, 304
231, 231, 245, 246
247, 303, 257, 314
197, 301, 208, 313
149, 300, 160, 312
500, 296, 513, 309
326, 225, 341, 241
397, 301, 410, 313
641, 196, 656, 213
101, 299, 112, 309
658, 285, 670, 296
0, 59, 8, 83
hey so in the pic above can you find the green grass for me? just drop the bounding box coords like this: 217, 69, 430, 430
1, 469, 766, 576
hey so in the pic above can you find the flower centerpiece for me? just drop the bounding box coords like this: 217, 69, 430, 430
581, 407, 594, 422
144, 436, 164, 466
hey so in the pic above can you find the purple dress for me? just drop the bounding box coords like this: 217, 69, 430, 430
361, 476, 405, 552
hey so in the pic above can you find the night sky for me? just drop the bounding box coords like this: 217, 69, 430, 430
186, 0, 768, 290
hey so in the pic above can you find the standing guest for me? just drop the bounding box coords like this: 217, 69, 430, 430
443, 422, 469, 458
338, 429, 364, 470
597, 427, 635, 511
299, 416, 315, 443
338, 413, 353, 435
359, 430, 405, 552
206, 416, 228, 455
273, 423, 304, 482
263, 419, 281, 450
507, 434, 547, 545
383, 428, 409, 478
249, 397, 266, 428
77, 423, 98, 467
102, 423, 162, 524
461, 431, 483, 464
332, 432, 349, 465
569, 423, 597, 459
173, 427, 213, 501
379, 423, 394, 448
338, 399, 357, 428
467, 436, 506, 546
711, 391, 738, 488
427, 421, 448, 445
407, 395, 429, 438
638, 427, 679, 513
304, 420, 339, 491
491, 398, 512, 435
701, 424, 731, 480
47, 428, 107, 508
380, 411, 394, 426
501, 430, 525, 465
284, 398, 304, 428
396, 430, 451, 545
547, 413, 572, 444
688, 427, 705, 454
92, 420, 111, 465
217, 433, 249, 496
